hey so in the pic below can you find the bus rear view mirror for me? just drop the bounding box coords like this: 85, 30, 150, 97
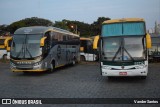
93, 35, 99, 49
4, 37, 12, 51
146, 33, 152, 49
40, 37, 47, 47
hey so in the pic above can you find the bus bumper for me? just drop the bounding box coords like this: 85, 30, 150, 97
11, 69, 47, 72
10, 62, 47, 72
101, 67, 148, 76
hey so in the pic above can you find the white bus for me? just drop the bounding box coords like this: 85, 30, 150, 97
10, 26, 80, 73
80, 37, 99, 61
148, 34, 160, 62
100, 18, 151, 79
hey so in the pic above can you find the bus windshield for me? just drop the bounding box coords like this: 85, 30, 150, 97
11, 34, 42, 58
102, 22, 145, 36
102, 36, 145, 61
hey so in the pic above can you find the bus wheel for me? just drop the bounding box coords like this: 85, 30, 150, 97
108, 76, 113, 79
80, 55, 86, 61
50, 61, 55, 72
72, 58, 76, 65
23, 71, 29, 74
140, 76, 147, 79
3, 54, 7, 60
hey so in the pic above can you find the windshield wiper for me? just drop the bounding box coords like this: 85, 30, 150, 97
123, 47, 134, 61
112, 41, 122, 61
25, 46, 33, 58
16, 42, 25, 58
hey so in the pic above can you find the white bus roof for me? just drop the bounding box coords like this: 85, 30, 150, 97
14, 26, 79, 37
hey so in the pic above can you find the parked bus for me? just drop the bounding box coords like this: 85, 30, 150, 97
80, 36, 99, 61
10, 26, 80, 72
148, 34, 160, 62
0, 36, 12, 59
100, 18, 151, 79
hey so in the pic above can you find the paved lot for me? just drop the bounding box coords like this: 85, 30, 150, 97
0, 62, 160, 106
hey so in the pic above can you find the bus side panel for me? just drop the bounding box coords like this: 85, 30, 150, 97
66, 44, 80, 64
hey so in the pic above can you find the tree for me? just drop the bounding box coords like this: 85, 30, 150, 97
6, 17, 53, 33
91, 17, 110, 36
5, 17, 111, 36
54, 20, 91, 37
53, 19, 70, 30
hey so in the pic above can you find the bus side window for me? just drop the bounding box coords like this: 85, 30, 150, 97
87, 41, 93, 53
58, 34, 63, 41
63, 35, 67, 41
43, 32, 51, 54
58, 33, 63, 42
8, 40, 12, 47
0, 39, 4, 45
52, 32, 57, 41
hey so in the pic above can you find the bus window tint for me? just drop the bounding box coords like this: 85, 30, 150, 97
102, 37, 121, 61
0, 39, 5, 45
124, 37, 145, 60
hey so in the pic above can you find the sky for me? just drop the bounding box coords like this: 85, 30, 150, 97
0, 0, 160, 30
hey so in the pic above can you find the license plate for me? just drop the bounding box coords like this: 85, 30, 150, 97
119, 72, 127, 76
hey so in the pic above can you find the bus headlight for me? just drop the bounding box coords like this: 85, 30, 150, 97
33, 62, 41, 66
135, 65, 145, 69
102, 65, 111, 70
10, 62, 16, 67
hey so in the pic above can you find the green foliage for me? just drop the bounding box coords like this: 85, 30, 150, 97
53, 19, 91, 37
53, 17, 110, 37
1, 17, 111, 37
91, 17, 111, 36
54, 20, 70, 30
0, 25, 7, 35
6, 17, 53, 33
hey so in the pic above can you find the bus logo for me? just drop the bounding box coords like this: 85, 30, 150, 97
2, 99, 11, 104
24, 29, 32, 33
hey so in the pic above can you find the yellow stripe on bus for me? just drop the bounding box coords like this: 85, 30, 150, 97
55, 64, 65, 68
103, 18, 144, 24
11, 69, 47, 72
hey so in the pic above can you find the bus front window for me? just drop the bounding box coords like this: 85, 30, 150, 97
124, 37, 145, 60
102, 36, 145, 61
102, 37, 122, 61
11, 34, 42, 59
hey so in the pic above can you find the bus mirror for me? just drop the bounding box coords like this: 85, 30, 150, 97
93, 35, 99, 49
40, 37, 47, 47
7, 39, 12, 51
4, 37, 12, 47
80, 47, 84, 52
4, 37, 12, 51
146, 33, 152, 49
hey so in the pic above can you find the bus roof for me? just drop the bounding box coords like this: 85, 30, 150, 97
103, 18, 144, 24
0, 36, 12, 40
80, 37, 92, 41
14, 26, 79, 37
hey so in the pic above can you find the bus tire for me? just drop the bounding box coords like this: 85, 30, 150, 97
80, 55, 86, 61
140, 76, 147, 79
23, 71, 29, 74
50, 61, 55, 72
72, 57, 76, 65
108, 76, 113, 79
3, 54, 7, 60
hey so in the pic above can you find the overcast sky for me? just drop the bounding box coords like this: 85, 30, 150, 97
0, 0, 160, 29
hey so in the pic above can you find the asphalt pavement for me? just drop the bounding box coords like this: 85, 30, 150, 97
0, 62, 159, 107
